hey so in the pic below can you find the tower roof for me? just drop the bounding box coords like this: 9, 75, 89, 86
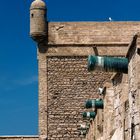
30, 0, 46, 10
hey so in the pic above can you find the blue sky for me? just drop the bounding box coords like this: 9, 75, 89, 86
0, 0, 140, 136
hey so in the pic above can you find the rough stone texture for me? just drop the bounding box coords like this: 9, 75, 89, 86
48, 22, 140, 45
47, 56, 111, 139
103, 86, 114, 140
111, 73, 128, 140
85, 108, 104, 140
94, 109, 104, 140
85, 71, 129, 140
85, 121, 94, 140
38, 49, 48, 138
46, 45, 128, 57
127, 36, 140, 140
84, 35, 140, 140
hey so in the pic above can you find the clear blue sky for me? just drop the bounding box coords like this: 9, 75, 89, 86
0, 0, 140, 136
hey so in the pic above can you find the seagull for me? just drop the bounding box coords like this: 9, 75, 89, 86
109, 17, 113, 21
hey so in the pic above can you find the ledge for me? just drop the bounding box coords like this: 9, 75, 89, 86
48, 22, 140, 45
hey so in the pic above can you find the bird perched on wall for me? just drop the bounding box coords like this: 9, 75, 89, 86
98, 87, 106, 95
98, 87, 104, 95
109, 17, 113, 21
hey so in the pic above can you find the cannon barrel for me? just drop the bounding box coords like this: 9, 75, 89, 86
88, 55, 128, 73
85, 99, 104, 109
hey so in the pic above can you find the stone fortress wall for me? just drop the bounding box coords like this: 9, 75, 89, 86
1, 0, 140, 139
85, 35, 140, 140
36, 22, 140, 139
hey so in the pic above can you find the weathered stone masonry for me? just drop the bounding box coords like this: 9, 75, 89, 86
85, 35, 140, 140
40, 21, 140, 140
47, 56, 111, 139
1, 0, 140, 139
37, 22, 140, 140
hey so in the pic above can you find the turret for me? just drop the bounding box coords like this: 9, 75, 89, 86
30, 0, 47, 42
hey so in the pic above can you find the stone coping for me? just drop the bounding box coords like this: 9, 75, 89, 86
48, 22, 140, 45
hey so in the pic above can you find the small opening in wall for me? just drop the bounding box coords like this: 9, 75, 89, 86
137, 48, 140, 55
131, 122, 135, 139
31, 13, 34, 18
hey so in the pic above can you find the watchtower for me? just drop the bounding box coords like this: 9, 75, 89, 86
30, 0, 47, 42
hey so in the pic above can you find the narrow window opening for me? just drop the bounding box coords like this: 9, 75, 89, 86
31, 13, 34, 18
